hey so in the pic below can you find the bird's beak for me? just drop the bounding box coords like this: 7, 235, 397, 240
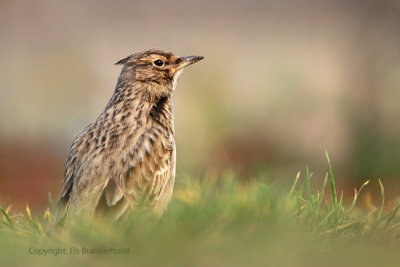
177, 55, 204, 70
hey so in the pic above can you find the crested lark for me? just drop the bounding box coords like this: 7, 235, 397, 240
55, 49, 203, 224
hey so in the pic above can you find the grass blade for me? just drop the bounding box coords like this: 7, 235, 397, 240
48, 192, 54, 216
376, 179, 385, 225
289, 171, 301, 197
0, 205, 13, 227
385, 202, 400, 228
349, 180, 370, 214
325, 149, 337, 207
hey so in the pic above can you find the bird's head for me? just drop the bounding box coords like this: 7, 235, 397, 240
115, 49, 203, 101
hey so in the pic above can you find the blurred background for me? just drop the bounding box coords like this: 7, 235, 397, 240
0, 0, 400, 210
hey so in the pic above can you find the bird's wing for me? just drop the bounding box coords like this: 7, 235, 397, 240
97, 127, 173, 220
54, 148, 79, 225
54, 126, 90, 225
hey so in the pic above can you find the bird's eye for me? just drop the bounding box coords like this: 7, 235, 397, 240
153, 59, 164, 67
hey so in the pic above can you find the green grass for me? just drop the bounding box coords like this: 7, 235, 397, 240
1, 154, 400, 266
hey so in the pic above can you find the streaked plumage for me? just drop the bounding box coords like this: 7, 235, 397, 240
55, 49, 203, 224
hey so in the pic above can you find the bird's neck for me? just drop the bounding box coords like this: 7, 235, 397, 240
150, 95, 174, 134
104, 81, 174, 134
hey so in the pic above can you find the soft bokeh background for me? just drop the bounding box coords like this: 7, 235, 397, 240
1, 0, 400, 210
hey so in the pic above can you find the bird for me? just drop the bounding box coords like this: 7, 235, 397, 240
55, 48, 204, 224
